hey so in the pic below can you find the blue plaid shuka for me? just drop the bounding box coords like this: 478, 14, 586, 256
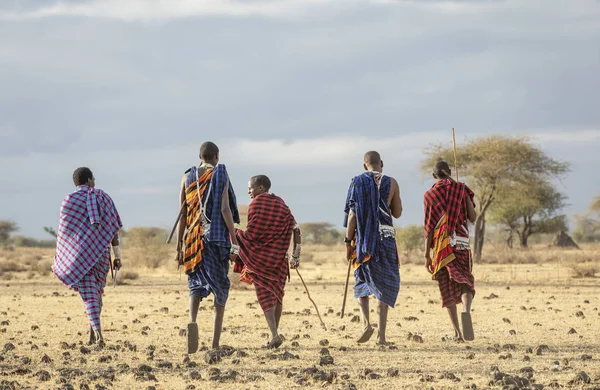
344, 172, 400, 308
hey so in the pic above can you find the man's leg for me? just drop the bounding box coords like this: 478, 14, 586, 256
88, 325, 96, 345
356, 296, 374, 343
189, 295, 202, 323
274, 302, 283, 328
446, 304, 463, 341
263, 309, 278, 339
460, 284, 474, 341
212, 303, 225, 349
460, 285, 473, 313
376, 300, 389, 344
79, 280, 103, 345
187, 294, 201, 354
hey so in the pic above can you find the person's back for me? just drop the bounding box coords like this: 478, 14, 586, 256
53, 167, 122, 346
343, 151, 402, 345
423, 160, 477, 342
174, 141, 240, 354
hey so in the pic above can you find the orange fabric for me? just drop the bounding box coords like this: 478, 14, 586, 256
183, 168, 214, 275
431, 213, 456, 279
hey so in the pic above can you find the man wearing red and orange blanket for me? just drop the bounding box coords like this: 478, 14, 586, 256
175, 142, 240, 354
234, 175, 301, 349
424, 160, 477, 341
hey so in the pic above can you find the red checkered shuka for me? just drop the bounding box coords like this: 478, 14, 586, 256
424, 179, 476, 307
235, 193, 295, 312
424, 179, 475, 241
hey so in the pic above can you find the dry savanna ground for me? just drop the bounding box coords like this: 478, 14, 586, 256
1, 245, 600, 390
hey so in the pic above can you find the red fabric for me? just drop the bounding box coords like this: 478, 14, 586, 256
424, 179, 475, 241
254, 283, 279, 312
235, 193, 295, 312
436, 250, 475, 307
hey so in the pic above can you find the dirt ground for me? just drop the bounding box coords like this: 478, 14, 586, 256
1, 250, 599, 390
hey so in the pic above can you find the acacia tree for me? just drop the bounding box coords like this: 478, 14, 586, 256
0, 220, 19, 245
573, 196, 600, 243
490, 180, 567, 248
422, 136, 569, 262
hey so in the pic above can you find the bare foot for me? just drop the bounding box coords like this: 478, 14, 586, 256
356, 325, 374, 344
454, 329, 465, 343
264, 334, 283, 349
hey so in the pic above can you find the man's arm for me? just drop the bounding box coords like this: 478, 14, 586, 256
424, 230, 434, 274
345, 210, 357, 263
466, 196, 477, 224
290, 220, 302, 269
175, 175, 188, 265
389, 178, 403, 219
346, 210, 357, 241
221, 178, 238, 247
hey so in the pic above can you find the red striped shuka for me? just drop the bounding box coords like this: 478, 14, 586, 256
234, 193, 296, 312
424, 178, 476, 307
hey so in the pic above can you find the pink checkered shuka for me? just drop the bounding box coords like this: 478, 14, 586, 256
53, 185, 122, 287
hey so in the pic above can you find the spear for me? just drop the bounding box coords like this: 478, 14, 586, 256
452, 128, 459, 181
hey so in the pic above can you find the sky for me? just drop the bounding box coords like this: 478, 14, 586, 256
0, 0, 599, 238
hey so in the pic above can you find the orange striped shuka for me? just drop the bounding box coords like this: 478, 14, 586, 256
183, 167, 214, 275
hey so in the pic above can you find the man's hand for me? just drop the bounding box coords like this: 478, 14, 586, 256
175, 247, 184, 266
113, 258, 122, 271
229, 253, 238, 263
425, 252, 433, 274
289, 256, 300, 269
345, 244, 354, 263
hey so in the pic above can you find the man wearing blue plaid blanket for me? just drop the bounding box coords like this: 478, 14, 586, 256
343, 151, 402, 345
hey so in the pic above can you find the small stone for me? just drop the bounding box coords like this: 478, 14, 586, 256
36, 370, 51, 381
320, 348, 330, 356
366, 372, 381, 380
189, 371, 201, 380
569, 371, 590, 385
319, 355, 334, 366
568, 328, 577, 334
581, 354, 592, 361
3, 343, 16, 352
319, 339, 329, 346
41, 354, 53, 364
387, 368, 399, 377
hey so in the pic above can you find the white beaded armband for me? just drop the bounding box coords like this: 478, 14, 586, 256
112, 245, 121, 259
230, 244, 240, 255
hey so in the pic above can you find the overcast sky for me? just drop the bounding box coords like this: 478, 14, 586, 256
1, 0, 599, 238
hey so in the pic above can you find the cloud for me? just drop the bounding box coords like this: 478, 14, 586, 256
533, 129, 600, 143
0, 0, 356, 21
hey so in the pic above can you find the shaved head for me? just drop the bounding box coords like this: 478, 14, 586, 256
200, 141, 219, 162
433, 160, 452, 179
364, 151, 382, 168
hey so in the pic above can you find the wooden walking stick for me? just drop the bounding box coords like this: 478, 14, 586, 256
340, 260, 352, 318
452, 128, 459, 181
295, 268, 327, 331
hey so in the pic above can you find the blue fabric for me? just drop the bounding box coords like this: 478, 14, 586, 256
344, 172, 400, 308
187, 240, 231, 306
186, 164, 240, 247
343, 172, 384, 263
